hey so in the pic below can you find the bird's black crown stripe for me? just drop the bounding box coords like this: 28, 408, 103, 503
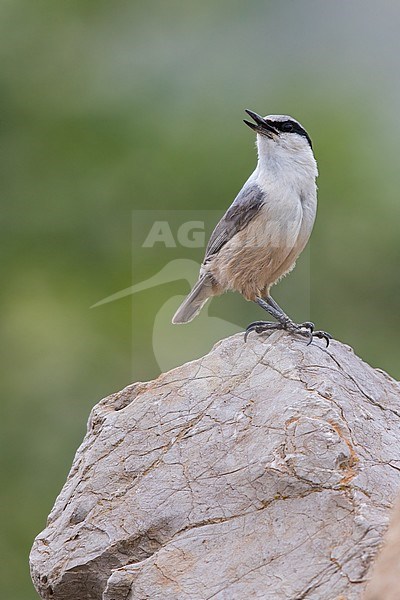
269, 119, 313, 149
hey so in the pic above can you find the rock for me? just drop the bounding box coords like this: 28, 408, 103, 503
364, 496, 400, 600
30, 331, 400, 600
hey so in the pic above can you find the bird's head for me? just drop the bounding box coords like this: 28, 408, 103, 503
244, 110, 316, 175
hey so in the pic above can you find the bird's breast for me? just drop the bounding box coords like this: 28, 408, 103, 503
208, 184, 316, 300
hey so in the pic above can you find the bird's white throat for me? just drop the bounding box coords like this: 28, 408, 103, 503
255, 134, 318, 193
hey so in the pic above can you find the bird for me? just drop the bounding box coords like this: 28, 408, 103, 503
172, 109, 331, 345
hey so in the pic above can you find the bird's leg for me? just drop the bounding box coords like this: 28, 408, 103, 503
244, 296, 295, 342
264, 296, 314, 332
259, 297, 295, 327
245, 295, 332, 346
265, 296, 332, 344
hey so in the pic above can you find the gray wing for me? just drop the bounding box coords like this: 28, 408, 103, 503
204, 182, 265, 259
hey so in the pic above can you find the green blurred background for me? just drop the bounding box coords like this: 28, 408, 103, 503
2, 1, 400, 597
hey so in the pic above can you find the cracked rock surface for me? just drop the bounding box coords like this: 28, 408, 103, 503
30, 331, 400, 599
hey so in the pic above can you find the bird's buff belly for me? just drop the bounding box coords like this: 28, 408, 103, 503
208, 219, 302, 301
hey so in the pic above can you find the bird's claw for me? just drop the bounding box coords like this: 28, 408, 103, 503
299, 321, 314, 332
289, 322, 332, 347
306, 329, 332, 347
244, 321, 281, 343
297, 321, 332, 346
283, 321, 332, 347
245, 319, 332, 347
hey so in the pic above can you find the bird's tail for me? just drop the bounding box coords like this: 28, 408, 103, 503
172, 276, 213, 324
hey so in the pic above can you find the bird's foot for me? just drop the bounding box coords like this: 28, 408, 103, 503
245, 319, 332, 347
307, 329, 332, 347
244, 321, 282, 343
299, 321, 314, 330
286, 321, 332, 346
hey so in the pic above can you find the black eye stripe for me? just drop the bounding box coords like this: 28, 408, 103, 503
281, 121, 294, 132
267, 119, 313, 149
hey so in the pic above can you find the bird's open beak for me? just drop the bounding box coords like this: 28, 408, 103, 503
243, 109, 277, 138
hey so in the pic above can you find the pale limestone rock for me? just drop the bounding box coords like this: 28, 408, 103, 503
30, 331, 400, 599
364, 496, 400, 600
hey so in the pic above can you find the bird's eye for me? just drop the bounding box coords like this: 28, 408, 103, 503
281, 121, 294, 132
